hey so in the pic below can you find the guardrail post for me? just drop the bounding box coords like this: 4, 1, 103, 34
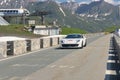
58, 37, 60, 44
50, 38, 53, 46
7, 41, 14, 56
26, 40, 31, 52
40, 39, 43, 48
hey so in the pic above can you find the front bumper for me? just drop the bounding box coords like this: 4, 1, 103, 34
61, 44, 79, 48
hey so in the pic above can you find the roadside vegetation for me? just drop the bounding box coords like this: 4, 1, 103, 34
104, 26, 120, 33
61, 27, 87, 35
0, 25, 87, 37
0, 24, 43, 38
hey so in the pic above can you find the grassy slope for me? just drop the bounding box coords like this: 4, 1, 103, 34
61, 27, 87, 35
0, 25, 87, 38
104, 26, 119, 33
0, 25, 43, 38
0, 25, 87, 37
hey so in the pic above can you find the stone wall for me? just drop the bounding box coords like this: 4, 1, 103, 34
0, 42, 7, 57
0, 33, 104, 58
0, 35, 65, 57
31, 38, 40, 51
43, 37, 51, 48
14, 40, 26, 55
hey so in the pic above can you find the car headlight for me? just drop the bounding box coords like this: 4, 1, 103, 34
76, 40, 80, 43
61, 40, 64, 43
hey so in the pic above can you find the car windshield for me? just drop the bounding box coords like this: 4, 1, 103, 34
65, 34, 82, 38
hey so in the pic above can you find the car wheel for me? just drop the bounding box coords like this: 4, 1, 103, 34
84, 42, 87, 47
79, 42, 83, 49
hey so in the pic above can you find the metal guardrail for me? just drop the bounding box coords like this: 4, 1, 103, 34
105, 36, 120, 80
113, 34, 120, 62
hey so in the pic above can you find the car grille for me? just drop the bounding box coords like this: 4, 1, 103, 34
62, 44, 79, 47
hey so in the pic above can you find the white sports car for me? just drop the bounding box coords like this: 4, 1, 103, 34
60, 34, 87, 48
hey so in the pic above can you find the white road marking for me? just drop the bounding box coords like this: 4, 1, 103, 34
50, 65, 56, 68
69, 66, 75, 69
59, 65, 68, 68
12, 64, 45, 67
49, 65, 75, 69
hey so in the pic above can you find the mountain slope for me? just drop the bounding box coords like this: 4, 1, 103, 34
75, 0, 120, 31
0, 0, 120, 32
27, 1, 115, 32
27, 1, 96, 32
76, 0, 116, 14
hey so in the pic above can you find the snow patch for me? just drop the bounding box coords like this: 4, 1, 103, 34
59, 7, 66, 16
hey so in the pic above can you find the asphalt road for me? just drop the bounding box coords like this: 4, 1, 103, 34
0, 34, 108, 80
